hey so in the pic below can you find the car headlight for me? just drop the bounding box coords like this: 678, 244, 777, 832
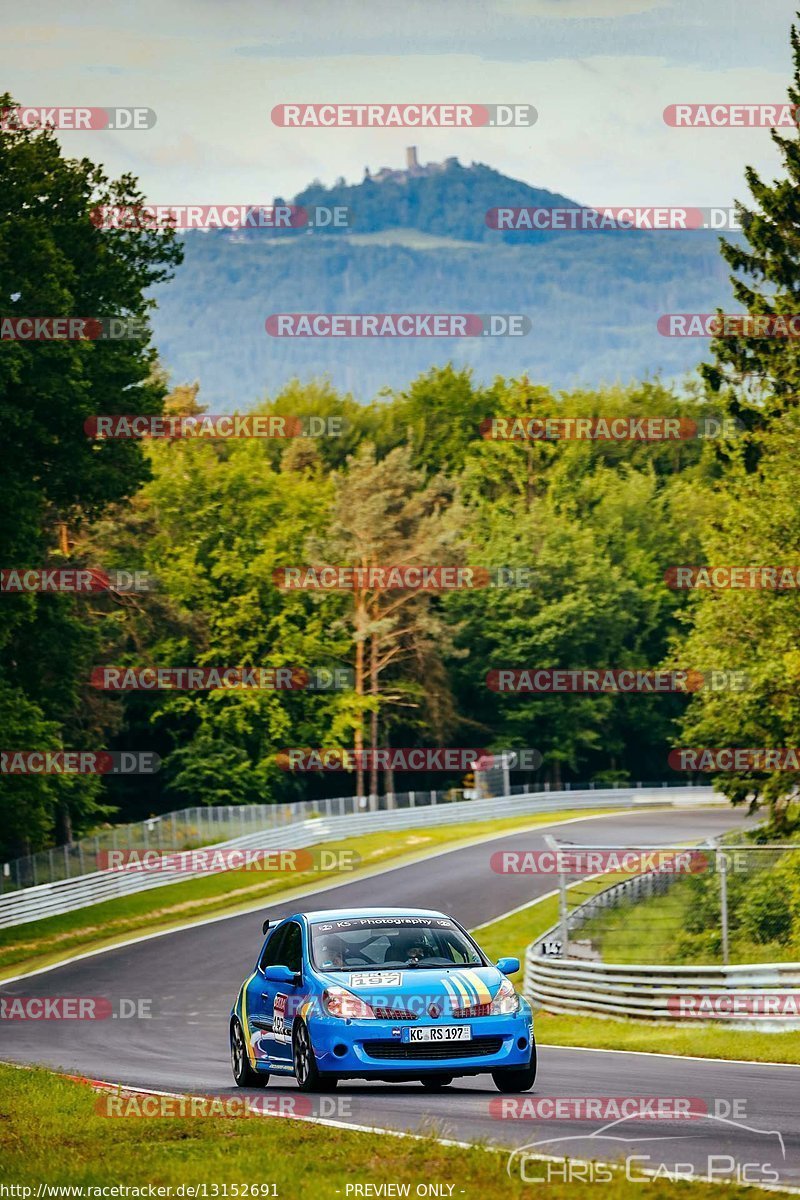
489, 977, 520, 1015
322, 987, 376, 1019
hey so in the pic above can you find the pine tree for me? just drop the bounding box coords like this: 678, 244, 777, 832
702, 15, 800, 463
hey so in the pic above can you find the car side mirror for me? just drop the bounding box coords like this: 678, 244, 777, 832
263, 964, 300, 985
496, 956, 520, 976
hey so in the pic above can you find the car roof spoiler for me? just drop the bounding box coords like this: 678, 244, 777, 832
262, 916, 284, 935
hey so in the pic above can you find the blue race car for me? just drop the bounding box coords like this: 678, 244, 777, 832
230, 906, 536, 1092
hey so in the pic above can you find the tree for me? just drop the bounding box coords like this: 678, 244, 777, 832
674, 416, 800, 833
100, 412, 347, 809
310, 443, 462, 799
0, 96, 182, 854
702, 15, 800, 461
445, 380, 714, 786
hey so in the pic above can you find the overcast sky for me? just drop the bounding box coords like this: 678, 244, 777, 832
3, 0, 800, 207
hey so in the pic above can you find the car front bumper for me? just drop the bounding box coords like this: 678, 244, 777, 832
308, 1005, 534, 1078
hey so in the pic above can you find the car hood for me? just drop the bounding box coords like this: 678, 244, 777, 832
315, 964, 506, 1011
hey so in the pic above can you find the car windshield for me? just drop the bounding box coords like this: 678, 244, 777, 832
309, 916, 485, 972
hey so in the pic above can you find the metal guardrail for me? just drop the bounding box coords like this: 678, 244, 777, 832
0, 785, 713, 929
1, 778, 719, 895
524, 950, 800, 1028
524, 866, 800, 1028
2, 791, 440, 893
558, 865, 680, 953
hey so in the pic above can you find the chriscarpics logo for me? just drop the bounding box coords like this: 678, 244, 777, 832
506, 1109, 786, 1186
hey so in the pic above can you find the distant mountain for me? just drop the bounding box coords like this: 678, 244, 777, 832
150, 153, 735, 407
292, 154, 580, 243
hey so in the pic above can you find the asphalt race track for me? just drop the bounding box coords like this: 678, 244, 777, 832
3, 807, 799, 1189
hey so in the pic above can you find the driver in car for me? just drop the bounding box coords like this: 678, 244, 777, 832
318, 935, 347, 969
401, 933, 436, 964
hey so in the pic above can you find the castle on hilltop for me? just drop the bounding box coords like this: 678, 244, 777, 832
364, 146, 459, 184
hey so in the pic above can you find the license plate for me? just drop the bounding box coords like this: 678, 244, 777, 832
402, 1024, 472, 1043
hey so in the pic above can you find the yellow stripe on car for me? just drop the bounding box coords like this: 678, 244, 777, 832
239, 972, 258, 1067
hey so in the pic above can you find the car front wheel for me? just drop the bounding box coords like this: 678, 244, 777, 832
231, 1018, 268, 1088
293, 1020, 338, 1092
492, 1040, 537, 1093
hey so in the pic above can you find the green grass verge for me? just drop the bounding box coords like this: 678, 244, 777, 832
0, 1064, 773, 1198
533, 1011, 800, 1063
578, 886, 697, 963
473, 886, 800, 1064
576, 878, 800, 967
0, 808, 623, 979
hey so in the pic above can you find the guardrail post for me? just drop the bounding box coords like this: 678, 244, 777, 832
558, 870, 569, 956
719, 847, 730, 966
430, 789, 437, 806
409, 791, 416, 808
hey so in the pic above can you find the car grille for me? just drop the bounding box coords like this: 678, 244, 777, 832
372, 1007, 418, 1020
364, 1037, 504, 1061
451, 1002, 492, 1019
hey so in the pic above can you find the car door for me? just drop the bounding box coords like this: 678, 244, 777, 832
259, 920, 304, 1065
246, 925, 287, 1065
